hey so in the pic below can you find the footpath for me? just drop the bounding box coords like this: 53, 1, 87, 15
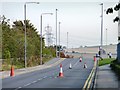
1, 58, 65, 79
95, 64, 120, 89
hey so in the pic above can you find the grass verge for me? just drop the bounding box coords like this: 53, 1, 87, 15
2, 57, 54, 71
98, 58, 115, 66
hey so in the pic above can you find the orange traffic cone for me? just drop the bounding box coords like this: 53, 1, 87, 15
69, 63, 72, 69
10, 65, 14, 77
59, 64, 64, 77
83, 63, 87, 68
79, 57, 82, 62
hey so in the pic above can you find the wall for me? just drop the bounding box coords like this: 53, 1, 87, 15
117, 0, 120, 62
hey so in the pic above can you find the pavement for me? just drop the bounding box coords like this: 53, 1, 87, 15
95, 64, 120, 89
1, 58, 65, 79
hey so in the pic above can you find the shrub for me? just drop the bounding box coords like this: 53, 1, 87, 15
110, 59, 120, 76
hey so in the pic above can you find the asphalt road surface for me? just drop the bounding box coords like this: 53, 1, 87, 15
2, 54, 94, 90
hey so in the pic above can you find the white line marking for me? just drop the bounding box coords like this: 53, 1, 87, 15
38, 78, 42, 81
32, 80, 37, 83
73, 60, 79, 67
24, 83, 31, 87
43, 76, 47, 78
14, 87, 22, 90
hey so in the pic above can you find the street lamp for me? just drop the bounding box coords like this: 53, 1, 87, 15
58, 22, 61, 58
24, 2, 39, 68
67, 32, 68, 52
56, 9, 58, 58
40, 13, 53, 65
100, 3, 103, 58
106, 28, 108, 54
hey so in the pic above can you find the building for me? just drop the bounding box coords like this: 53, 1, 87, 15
117, 0, 120, 62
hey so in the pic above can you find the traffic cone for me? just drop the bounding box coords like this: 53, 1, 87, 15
59, 64, 64, 77
10, 65, 14, 77
94, 56, 96, 62
83, 63, 87, 68
79, 57, 82, 62
69, 63, 72, 69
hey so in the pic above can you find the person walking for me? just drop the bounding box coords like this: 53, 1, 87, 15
108, 52, 112, 58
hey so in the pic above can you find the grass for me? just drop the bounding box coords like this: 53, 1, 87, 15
2, 62, 24, 71
2, 56, 54, 71
98, 58, 115, 66
43, 57, 53, 64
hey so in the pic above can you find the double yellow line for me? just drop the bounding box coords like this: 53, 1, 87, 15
82, 60, 97, 90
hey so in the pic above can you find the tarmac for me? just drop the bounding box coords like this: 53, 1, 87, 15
95, 64, 120, 90
1, 58, 65, 79
1, 55, 120, 90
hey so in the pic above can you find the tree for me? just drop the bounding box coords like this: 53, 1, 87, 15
106, 2, 120, 62
2, 15, 55, 68
12, 20, 42, 65
106, 3, 120, 22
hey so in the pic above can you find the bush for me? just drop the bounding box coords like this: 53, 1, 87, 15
110, 59, 120, 76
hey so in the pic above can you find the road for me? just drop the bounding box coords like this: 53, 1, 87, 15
2, 54, 94, 90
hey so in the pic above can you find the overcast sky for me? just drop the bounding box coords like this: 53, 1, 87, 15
1, 0, 119, 48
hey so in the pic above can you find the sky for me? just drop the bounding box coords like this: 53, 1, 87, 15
0, 0, 119, 48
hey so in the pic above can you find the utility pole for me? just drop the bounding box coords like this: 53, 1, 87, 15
45, 25, 53, 47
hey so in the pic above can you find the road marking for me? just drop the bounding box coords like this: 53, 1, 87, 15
82, 60, 97, 90
24, 83, 31, 87
14, 87, 22, 90
32, 80, 37, 83
14, 58, 66, 89
43, 76, 47, 78
73, 60, 79, 67
38, 78, 42, 81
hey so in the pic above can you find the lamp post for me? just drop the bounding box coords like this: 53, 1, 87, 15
56, 9, 58, 58
67, 32, 68, 52
40, 13, 53, 65
106, 28, 108, 54
24, 2, 39, 68
100, 3, 103, 58
58, 22, 61, 58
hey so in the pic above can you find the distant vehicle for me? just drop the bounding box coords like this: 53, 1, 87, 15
72, 51, 75, 53
66, 51, 68, 53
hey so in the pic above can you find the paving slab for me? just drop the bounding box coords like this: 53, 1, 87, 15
95, 64, 120, 89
